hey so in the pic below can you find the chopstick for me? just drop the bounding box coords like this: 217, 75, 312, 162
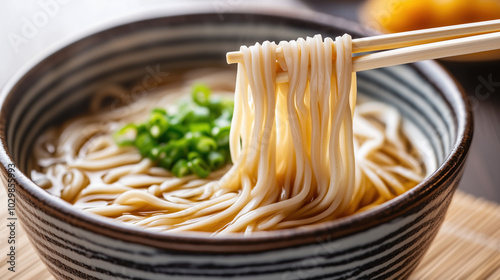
351, 19, 500, 53
354, 31, 500, 71
226, 19, 500, 75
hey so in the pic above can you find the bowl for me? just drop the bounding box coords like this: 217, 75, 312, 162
0, 6, 472, 280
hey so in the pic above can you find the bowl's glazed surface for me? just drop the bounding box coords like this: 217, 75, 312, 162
0, 7, 472, 280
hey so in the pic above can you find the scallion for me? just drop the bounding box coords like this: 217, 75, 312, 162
188, 158, 210, 178
172, 159, 191, 177
113, 83, 233, 178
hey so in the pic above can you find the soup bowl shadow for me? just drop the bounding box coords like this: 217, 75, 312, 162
0, 6, 472, 280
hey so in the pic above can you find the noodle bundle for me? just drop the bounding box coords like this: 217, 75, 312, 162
31, 35, 424, 234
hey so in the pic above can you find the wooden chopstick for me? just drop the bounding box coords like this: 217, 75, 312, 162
226, 19, 500, 75
354, 31, 500, 72
351, 19, 500, 53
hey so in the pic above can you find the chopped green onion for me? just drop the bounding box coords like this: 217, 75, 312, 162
189, 122, 211, 135
113, 124, 137, 146
151, 107, 167, 115
135, 132, 157, 158
188, 106, 210, 122
191, 84, 211, 106
187, 151, 202, 161
172, 159, 191, 177
195, 136, 218, 154
221, 99, 234, 118
162, 145, 186, 165
188, 158, 210, 178
207, 97, 222, 116
150, 146, 161, 158
136, 124, 148, 134
148, 112, 169, 138
159, 142, 186, 170
113, 83, 233, 178
208, 151, 226, 169
165, 124, 186, 140
159, 156, 175, 170
184, 131, 203, 143
170, 104, 192, 125
214, 126, 230, 148
213, 117, 231, 129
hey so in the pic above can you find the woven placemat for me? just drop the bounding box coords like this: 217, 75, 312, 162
1, 190, 499, 280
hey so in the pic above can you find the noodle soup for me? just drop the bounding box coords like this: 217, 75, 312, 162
30, 36, 426, 234
0, 9, 471, 279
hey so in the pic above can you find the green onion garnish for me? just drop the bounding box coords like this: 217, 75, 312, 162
187, 157, 210, 178
172, 159, 191, 177
114, 83, 233, 178
208, 150, 226, 170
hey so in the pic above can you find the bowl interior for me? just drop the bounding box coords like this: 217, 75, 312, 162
0, 10, 468, 249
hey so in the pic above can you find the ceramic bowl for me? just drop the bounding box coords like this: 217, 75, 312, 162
0, 6, 472, 280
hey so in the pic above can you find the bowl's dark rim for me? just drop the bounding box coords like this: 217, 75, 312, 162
0, 6, 473, 253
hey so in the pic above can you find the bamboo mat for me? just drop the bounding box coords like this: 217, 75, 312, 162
1, 190, 499, 280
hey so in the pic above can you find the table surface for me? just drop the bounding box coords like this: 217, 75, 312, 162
0, 0, 498, 205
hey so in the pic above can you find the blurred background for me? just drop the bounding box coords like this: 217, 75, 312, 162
1, 0, 499, 202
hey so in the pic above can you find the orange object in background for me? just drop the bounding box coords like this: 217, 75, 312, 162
360, 0, 500, 60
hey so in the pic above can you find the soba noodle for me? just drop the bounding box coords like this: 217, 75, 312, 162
31, 34, 425, 234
